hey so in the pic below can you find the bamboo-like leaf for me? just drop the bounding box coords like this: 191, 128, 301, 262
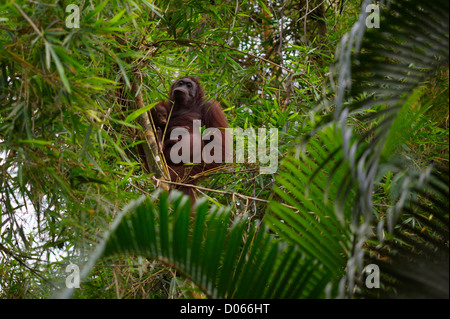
85, 0, 109, 21
125, 101, 158, 123
48, 44, 71, 93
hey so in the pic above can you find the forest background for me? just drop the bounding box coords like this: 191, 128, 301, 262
0, 0, 448, 299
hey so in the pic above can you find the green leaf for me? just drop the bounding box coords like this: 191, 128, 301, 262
125, 101, 158, 123
85, 0, 109, 21
60, 192, 329, 299
48, 44, 71, 93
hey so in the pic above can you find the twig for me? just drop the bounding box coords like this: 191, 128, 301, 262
12, 1, 44, 39
149, 39, 294, 74
0, 243, 58, 289
153, 177, 298, 211
132, 73, 170, 187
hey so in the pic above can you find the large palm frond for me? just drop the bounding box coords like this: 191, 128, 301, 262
363, 167, 449, 298
266, 126, 354, 292
59, 191, 329, 299
305, 0, 449, 296
312, 0, 449, 217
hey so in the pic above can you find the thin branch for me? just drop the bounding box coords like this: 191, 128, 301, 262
153, 177, 298, 211
148, 39, 294, 74
0, 243, 58, 289
132, 76, 170, 187
12, 1, 44, 39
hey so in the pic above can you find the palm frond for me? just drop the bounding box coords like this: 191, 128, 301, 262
304, 0, 449, 296
266, 126, 354, 296
59, 190, 327, 299
363, 168, 449, 298
312, 0, 448, 214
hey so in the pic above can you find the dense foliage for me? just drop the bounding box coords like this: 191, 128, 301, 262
0, 0, 448, 299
